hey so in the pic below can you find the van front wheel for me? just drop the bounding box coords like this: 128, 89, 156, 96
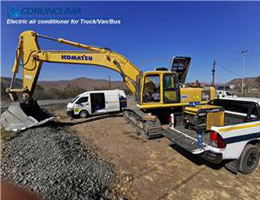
79, 110, 89, 118
239, 144, 259, 174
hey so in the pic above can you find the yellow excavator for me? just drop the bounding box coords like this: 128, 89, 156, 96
1, 30, 215, 138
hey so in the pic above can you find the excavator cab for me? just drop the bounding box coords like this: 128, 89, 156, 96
137, 71, 180, 106
139, 57, 190, 106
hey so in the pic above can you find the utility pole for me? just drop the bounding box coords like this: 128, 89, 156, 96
240, 50, 248, 93
212, 60, 216, 86
108, 75, 111, 89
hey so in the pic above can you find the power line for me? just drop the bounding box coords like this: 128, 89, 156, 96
215, 62, 243, 77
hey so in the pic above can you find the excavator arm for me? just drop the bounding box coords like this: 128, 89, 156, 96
8, 30, 141, 101
2, 30, 142, 131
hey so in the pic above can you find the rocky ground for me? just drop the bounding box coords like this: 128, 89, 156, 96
1, 125, 116, 200
1, 97, 260, 200
52, 97, 260, 200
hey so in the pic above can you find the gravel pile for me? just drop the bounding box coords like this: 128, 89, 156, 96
1, 125, 116, 200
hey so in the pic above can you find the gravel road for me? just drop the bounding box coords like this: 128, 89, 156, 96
0, 99, 71, 112
1, 125, 116, 200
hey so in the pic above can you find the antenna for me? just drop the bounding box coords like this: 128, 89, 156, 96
212, 60, 216, 86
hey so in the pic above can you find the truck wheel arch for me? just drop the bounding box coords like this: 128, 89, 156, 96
79, 110, 89, 118
239, 144, 259, 174
247, 140, 260, 151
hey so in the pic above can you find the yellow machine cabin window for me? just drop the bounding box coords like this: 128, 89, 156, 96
143, 75, 161, 103
163, 74, 180, 103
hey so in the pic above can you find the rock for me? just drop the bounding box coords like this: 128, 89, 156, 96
1, 125, 116, 200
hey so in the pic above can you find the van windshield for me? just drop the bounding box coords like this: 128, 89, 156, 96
71, 96, 79, 103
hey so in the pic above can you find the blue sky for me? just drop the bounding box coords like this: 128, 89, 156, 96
1, 1, 260, 83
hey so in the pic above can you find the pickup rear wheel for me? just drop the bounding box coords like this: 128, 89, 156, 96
79, 110, 89, 118
239, 144, 259, 174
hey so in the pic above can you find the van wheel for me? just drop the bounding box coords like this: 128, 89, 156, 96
79, 110, 89, 118
239, 144, 259, 174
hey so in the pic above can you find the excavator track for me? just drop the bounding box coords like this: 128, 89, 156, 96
123, 108, 162, 139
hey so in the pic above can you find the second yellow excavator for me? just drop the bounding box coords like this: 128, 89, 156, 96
1, 31, 215, 138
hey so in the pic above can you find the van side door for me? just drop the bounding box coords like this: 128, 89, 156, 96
105, 93, 120, 112
90, 93, 106, 114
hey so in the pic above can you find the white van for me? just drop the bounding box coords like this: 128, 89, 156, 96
67, 90, 127, 118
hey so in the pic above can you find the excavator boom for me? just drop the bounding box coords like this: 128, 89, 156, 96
9, 31, 140, 98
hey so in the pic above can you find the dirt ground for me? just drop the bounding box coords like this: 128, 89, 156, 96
53, 100, 260, 200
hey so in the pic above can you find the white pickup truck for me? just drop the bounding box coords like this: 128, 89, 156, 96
163, 97, 260, 174
217, 90, 237, 99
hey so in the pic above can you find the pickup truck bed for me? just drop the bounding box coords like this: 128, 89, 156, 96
162, 126, 224, 164
163, 108, 258, 153
162, 126, 210, 152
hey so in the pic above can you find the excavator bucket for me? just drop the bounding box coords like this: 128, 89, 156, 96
1, 101, 54, 131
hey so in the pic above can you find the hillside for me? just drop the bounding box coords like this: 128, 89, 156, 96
1, 77, 129, 101
228, 77, 259, 88
1, 77, 23, 100
39, 77, 128, 91
2, 76, 259, 101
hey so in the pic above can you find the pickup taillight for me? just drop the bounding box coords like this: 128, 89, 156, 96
169, 113, 174, 129
168, 115, 172, 124
210, 130, 226, 148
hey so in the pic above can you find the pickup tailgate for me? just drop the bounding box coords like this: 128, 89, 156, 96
162, 126, 210, 153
